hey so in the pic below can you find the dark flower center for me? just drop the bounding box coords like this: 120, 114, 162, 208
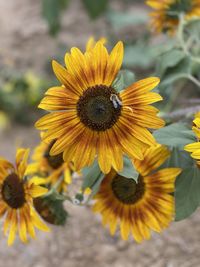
2, 173, 26, 209
44, 141, 64, 169
167, 0, 192, 19
76, 85, 122, 131
111, 175, 145, 205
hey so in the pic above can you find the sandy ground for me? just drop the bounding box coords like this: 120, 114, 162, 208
0, 0, 200, 266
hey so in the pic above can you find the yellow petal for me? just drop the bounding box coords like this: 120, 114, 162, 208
7, 210, 17, 246
29, 185, 48, 198
19, 209, 28, 243
120, 219, 130, 240
31, 208, 50, 232
105, 41, 124, 86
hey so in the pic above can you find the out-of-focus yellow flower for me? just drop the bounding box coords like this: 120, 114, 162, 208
27, 139, 73, 192
146, 0, 200, 34
185, 112, 200, 165
0, 148, 50, 245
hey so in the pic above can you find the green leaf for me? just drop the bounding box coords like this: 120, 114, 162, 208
154, 123, 196, 149
118, 156, 139, 182
42, 0, 69, 36
162, 147, 194, 169
156, 49, 185, 78
107, 10, 148, 29
82, 160, 101, 190
175, 166, 200, 221
112, 70, 135, 92
88, 173, 105, 198
82, 0, 108, 19
123, 40, 177, 69
161, 57, 192, 86
123, 43, 155, 68
185, 19, 200, 40
82, 161, 105, 199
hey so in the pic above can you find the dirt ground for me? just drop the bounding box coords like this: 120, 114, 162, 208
0, 0, 200, 266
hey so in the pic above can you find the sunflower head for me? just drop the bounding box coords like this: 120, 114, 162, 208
27, 139, 73, 192
0, 148, 50, 245
93, 144, 181, 242
35, 39, 164, 174
146, 0, 200, 34
184, 112, 200, 166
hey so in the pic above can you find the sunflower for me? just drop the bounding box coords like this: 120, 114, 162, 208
27, 139, 73, 192
184, 112, 200, 164
92, 144, 181, 242
35, 39, 164, 174
0, 148, 50, 245
146, 0, 200, 34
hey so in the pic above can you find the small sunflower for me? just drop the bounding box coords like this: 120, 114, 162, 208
92, 145, 181, 242
35, 39, 164, 174
27, 139, 73, 192
146, 0, 200, 34
0, 148, 50, 245
184, 112, 200, 164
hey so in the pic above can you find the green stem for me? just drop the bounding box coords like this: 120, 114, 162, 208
177, 13, 188, 55
163, 83, 184, 113
44, 175, 64, 197
190, 56, 200, 64
186, 74, 200, 88
177, 14, 200, 64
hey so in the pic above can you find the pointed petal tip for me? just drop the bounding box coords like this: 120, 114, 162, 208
52, 59, 58, 67
34, 120, 40, 129
52, 60, 62, 73
116, 41, 124, 51
117, 40, 123, 47
150, 76, 160, 85
37, 102, 44, 110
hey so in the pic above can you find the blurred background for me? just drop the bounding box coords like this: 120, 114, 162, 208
0, 0, 200, 266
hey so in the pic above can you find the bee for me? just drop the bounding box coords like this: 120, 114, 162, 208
110, 94, 122, 109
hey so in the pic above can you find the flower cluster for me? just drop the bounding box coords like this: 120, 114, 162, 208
33, 38, 181, 243
1, 34, 200, 246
